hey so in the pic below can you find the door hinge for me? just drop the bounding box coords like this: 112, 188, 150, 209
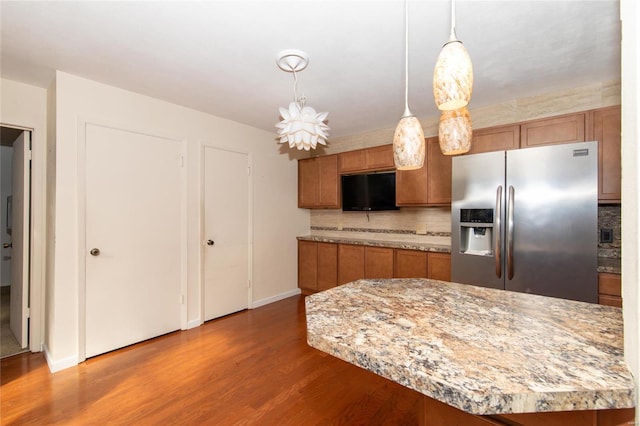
27, 149, 32, 161
247, 166, 251, 176
180, 156, 185, 167
25, 308, 30, 318
247, 279, 251, 289
180, 294, 185, 304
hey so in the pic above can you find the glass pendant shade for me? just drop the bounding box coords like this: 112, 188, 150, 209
393, 115, 425, 170
433, 39, 473, 111
438, 107, 472, 155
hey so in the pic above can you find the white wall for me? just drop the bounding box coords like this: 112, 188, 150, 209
0, 145, 13, 286
0, 78, 48, 353
46, 71, 309, 370
620, 0, 639, 418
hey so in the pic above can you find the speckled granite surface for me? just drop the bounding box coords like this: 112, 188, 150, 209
305, 278, 635, 415
297, 235, 451, 253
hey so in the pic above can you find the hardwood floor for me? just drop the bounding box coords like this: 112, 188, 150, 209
1, 295, 421, 425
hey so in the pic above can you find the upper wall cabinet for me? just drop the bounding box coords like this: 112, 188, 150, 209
338, 144, 394, 174
469, 124, 520, 154
396, 137, 451, 206
298, 154, 340, 209
589, 106, 621, 202
520, 112, 586, 148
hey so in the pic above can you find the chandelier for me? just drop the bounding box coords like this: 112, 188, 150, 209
275, 50, 329, 151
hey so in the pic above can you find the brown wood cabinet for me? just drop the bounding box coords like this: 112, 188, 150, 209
394, 249, 428, 278
317, 243, 338, 291
428, 252, 451, 281
298, 154, 340, 208
298, 241, 337, 293
598, 272, 622, 307
469, 124, 520, 154
589, 106, 621, 202
338, 144, 394, 174
298, 240, 318, 293
396, 137, 451, 206
337, 244, 365, 285
520, 112, 586, 148
422, 395, 635, 426
364, 247, 394, 279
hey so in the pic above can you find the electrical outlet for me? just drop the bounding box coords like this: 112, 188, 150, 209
416, 223, 427, 235
600, 228, 613, 243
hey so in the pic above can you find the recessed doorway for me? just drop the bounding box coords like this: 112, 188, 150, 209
0, 125, 31, 358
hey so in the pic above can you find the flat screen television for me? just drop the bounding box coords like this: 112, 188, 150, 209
341, 172, 399, 211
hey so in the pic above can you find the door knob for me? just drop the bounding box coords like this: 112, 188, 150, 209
90, 248, 101, 256
206, 240, 215, 246
2, 242, 11, 249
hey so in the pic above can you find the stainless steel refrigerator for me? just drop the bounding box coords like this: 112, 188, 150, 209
451, 141, 598, 303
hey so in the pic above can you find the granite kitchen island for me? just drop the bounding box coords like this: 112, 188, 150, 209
305, 278, 636, 425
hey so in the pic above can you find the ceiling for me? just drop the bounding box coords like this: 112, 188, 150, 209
0, 1, 621, 140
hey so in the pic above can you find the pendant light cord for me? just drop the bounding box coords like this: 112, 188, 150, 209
449, 0, 457, 41
403, 0, 411, 117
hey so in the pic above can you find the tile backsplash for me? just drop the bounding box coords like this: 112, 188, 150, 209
599, 205, 621, 258
310, 205, 621, 258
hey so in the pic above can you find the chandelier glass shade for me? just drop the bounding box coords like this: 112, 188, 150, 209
438, 107, 472, 155
394, 115, 425, 170
433, 39, 473, 111
275, 50, 329, 151
433, 0, 473, 111
393, 0, 425, 170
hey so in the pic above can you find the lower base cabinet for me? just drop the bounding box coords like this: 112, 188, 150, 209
598, 272, 622, 307
299, 240, 452, 293
421, 396, 635, 426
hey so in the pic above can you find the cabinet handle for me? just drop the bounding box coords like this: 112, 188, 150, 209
495, 186, 502, 279
206, 240, 215, 246
506, 186, 515, 280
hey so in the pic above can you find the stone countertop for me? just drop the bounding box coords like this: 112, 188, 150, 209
297, 235, 451, 253
305, 278, 635, 415
298, 235, 621, 274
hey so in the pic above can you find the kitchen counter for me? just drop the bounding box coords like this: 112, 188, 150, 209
305, 278, 635, 416
298, 235, 621, 274
297, 234, 450, 253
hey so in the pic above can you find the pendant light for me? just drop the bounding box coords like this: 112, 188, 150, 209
275, 50, 330, 151
438, 106, 472, 155
433, 0, 473, 111
393, 0, 425, 171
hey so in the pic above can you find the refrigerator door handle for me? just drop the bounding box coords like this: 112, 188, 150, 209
507, 185, 515, 280
495, 185, 503, 278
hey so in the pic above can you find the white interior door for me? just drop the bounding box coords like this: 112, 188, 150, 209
85, 124, 183, 358
203, 146, 250, 321
9, 131, 30, 348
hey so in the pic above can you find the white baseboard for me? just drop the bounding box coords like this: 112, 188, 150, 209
44, 344, 78, 373
252, 288, 301, 309
186, 318, 202, 329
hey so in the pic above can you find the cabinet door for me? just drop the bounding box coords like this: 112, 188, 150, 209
298, 158, 319, 208
364, 247, 394, 279
318, 155, 340, 208
365, 144, 395, 171
394, 249, 428, 278
339, 150, 367, 173
469, 125, 520, 154
317, 243, 338, 291
427, 137, 452, 205
598, 272, 622, 307
338, 244, 365, 285
520, 113, 586, 148
396, 160, 427, 205
298, 241, 317, 292
428, 252, 451, 281
590, 106, 621, 202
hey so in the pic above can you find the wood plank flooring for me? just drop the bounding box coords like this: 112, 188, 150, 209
1, 295, 421, 425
